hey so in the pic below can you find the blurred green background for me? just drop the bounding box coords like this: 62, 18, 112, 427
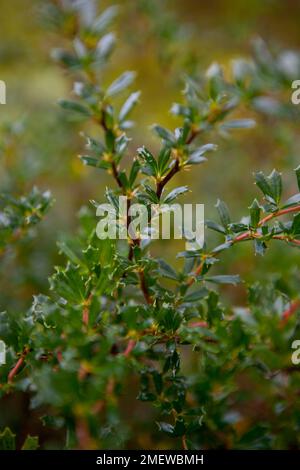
1, 0, 300, 448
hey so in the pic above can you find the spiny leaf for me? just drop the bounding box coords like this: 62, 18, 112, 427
295, 165, 300, 191
215, 199, 231, 228
249, 199, 261, 227
0, 427, 16, 450
137, 146, 158, 175
255, 171, 273, 198
268, 169, 282, 204
22, 435, 39, 450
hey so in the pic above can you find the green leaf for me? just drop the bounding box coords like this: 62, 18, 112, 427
137, 146, 158, 176
50, 263, 87, 304
221, 119, 256, 129
206, 220, 226, 234
255, 170, 282, 204
142, 185, 159, 204
158, 259, 179, 280
204, 274, 241, 285
212, 241, 232, 253
79, 155, 109, 169
291, 213, 300, 236
115, 133, 130, 156
163, 186, 189, 204
119, 91, 141, 122
106, 72, 136, 97
51, 49, 80, 68
254, 239, 267, 256
118, 170, 129, 189
58, 100, 91, 117
85, 135, 106, 156
157, 147, 171, 175
175, 123, 190, 145
158, 308, 182, 332
268, 169, 282, 204
102, 105, 114, 130
92, 6, 119, 33
170, 103, 192, 118
152, 125, 176, 145
95, 33, 116, 60
0, 427, 16, 450
173, 419, 186, 437
137, 391, 156, 402
229, 223, 249, 233
158, 422, 174, 436
282, 193, 300, 208
177, 250, 201, 259
215, 199, 231, 228
295, 165, 300, 191
57, 241, 83, 266
255, 171, 273, 199
183, 287, 208, 302
129, 159, 141, 187
206, 291, 223, 324
187, 143, 217, 164
249, 199, 261, 227
22, 435, 39, 450
151, 370, 163, 395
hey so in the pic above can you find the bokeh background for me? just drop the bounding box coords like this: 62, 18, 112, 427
1, 0, 300, 448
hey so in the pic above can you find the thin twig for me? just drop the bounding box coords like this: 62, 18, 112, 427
8, 347, 29, 383
82, 293, 93, 327
280, 299, 300, 326
139, 270, 153, 305
182, 435, 188, 450
186, 205, 300, 287
111, 161, 124, 189
156, 159, 180, 199
123, 339, 136, 357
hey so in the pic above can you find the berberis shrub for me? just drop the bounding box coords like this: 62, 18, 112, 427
1, 1, 300, 450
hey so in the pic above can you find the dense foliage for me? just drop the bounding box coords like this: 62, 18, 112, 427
0, 1, 300, 450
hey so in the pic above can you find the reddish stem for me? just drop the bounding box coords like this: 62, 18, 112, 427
187, 204, 300, 287
123, 339, 136, 357
156, 159, 180, 199
139, 270, 153, 305
280, 299, 300, 326
8, 348, 29, 383
187, 260, 204, 287
234, 205, 300, 243
82, 293, 93, 327
259, 205, 300, 226
189, 321, 208, 328
182, 435, 188, 450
